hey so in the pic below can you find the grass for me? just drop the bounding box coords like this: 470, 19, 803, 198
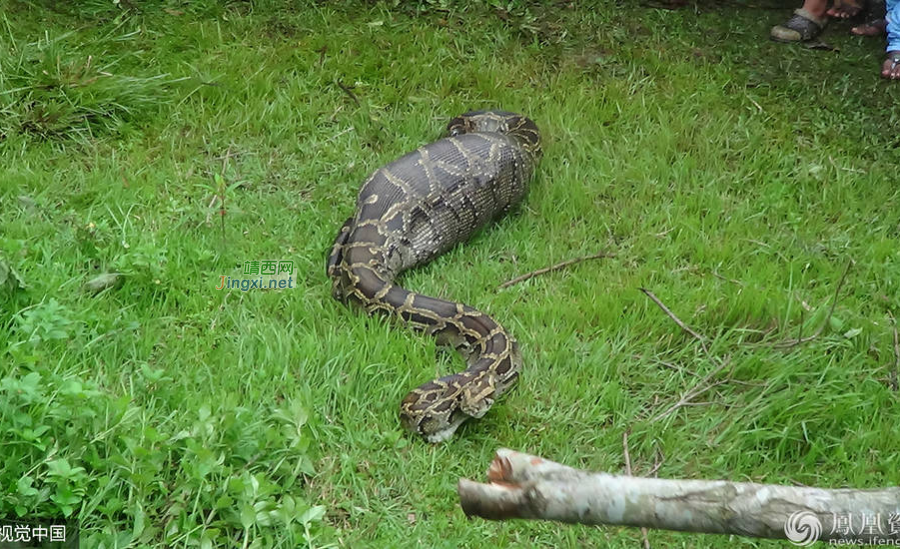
1, 0, 899, 546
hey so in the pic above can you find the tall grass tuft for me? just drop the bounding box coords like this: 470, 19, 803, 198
0, 20, 177, 141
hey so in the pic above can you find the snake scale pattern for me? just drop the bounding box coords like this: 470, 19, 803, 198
327, 110, 542, 442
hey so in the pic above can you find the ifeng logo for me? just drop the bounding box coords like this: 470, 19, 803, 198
785, 511, 822, 546
784, 511, 900, 545
216, 260, 296, 291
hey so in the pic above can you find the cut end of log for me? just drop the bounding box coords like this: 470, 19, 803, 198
488, 455, 513, 483
458, 478, 526, 520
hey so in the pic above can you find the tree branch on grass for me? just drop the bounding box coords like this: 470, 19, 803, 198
459, 449, 900, 544
499, 251, 615, 290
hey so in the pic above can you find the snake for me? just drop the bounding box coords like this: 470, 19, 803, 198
327, 110, 542, 442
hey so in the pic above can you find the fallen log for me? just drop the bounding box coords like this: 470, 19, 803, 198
459, 449, 900, 545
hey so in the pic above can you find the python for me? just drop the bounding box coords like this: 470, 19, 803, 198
328, 110, 542, 442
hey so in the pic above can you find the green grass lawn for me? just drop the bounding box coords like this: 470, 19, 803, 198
2, 0, 900, 546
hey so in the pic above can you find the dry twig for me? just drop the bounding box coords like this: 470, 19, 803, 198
771, 260, 853, 349
710, 270, 744, 287
335, 79, 361, 108
219, 146, 231, 245
648, 447, 664, 478
499, 251, 615, 290
622, 431, 633, 476
632, 354, 700, 378
889, 312, 899, 392
650, 357, 733, 423
639, 288, 710, 355
639, 289, 735, 421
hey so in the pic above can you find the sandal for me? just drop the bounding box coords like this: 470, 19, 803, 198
770, 8, 828, 42
882, 53, 900, 79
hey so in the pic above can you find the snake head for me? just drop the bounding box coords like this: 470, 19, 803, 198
399, 370, 513, 443
399, 377, 471, 443
446, 110, 542, 160
400, 341, 522, 443
447, 110, 521, 135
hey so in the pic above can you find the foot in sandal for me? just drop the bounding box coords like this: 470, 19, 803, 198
771, 8, 829, 42
882, 52, 900, 78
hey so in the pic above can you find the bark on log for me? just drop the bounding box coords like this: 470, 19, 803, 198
459, 449, 900, 544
